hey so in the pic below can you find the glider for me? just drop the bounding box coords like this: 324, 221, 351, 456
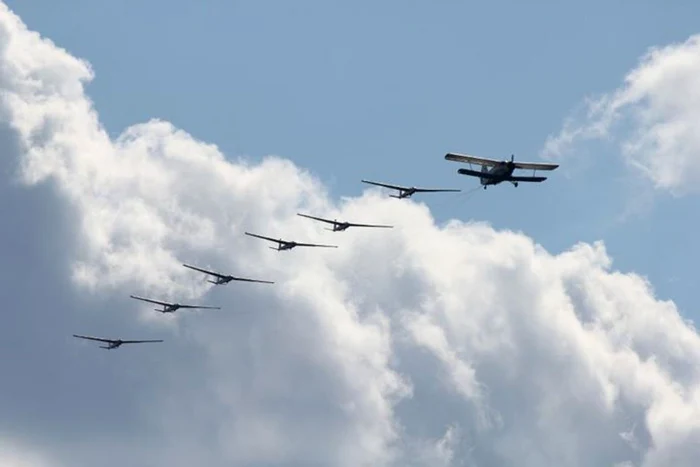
182, 263, 274, 285
73, 334, 163, 350
129, 295, 221, 313
244, 232, 338, 251
361, 180, 460, 199
297, 213, 393, 232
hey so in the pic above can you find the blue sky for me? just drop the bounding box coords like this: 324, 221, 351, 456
6, 0, 698, 311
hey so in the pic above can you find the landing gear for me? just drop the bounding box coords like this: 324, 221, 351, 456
514, 182, 518, 187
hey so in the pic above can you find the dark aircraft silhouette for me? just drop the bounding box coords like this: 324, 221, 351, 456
297, 213, 393, 232
129, 295, 221, 313
183, 263, 274, 285
445, 153, 559, 189
245, 232, 338, 251
73, 334, 163, 349
361, 179, 460, 199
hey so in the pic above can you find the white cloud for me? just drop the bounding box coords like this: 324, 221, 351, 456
0, 439, 54, 467
1, 2, 700, 466
542, 34, 700, 196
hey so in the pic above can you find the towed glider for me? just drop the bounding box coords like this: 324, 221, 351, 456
445, 153, 559, 189
73, 334, 163, 350
130, 295, 221, 313
245, 232, 338, 251
183, 263, 274, 285
297, 213, 393, 232
361, 180, 460, 199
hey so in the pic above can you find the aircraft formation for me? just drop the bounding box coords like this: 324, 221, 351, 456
73, 152, 558, 349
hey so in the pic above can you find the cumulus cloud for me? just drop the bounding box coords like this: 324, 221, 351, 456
542, 34, 700, 195
0, 439, 54, 467
1, 2, 700, 466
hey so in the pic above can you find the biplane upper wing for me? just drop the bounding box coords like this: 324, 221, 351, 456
297, 213, 336, 225
129, 295, 172, 306
361, 180, 409, 191
245, 232, 282, 244
73, 334, 114, 343
445, 153, 501, 167
513, 161, 559, 171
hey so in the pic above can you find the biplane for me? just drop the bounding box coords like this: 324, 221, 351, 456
73, 334, 163, 350
245, 232, 338, 251
297, 213, 393, 232
182, 263, 274, 285
129, 295, 221, 313
361, 180, 460, 199
444, 153, 559, 189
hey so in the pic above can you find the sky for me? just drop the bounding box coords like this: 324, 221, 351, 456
2, 1, 700, 466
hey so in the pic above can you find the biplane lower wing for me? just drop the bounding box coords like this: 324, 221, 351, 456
457, 168, 499, 179
508, 175, 547, 183
457, 169, 546, 183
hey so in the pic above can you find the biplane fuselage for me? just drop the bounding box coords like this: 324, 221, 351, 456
477, 162, 517, 186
